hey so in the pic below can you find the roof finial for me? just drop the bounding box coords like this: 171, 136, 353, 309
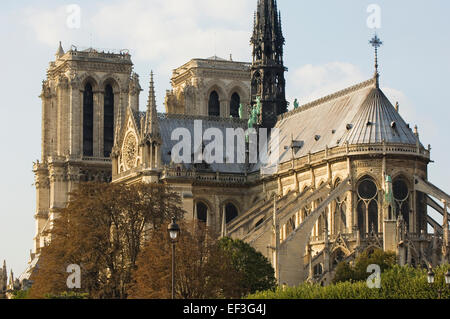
146, 71, 159, 138
55, 41, 64, 59
370, 34, 383, 88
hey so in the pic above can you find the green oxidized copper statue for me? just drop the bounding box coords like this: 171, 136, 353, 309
255, 96, 262, 116
239, 103, 245, 119
294, 98, 300, 109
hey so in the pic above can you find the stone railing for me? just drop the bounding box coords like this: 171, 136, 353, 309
276, 142, 430, 173
81, 156, 112, 163
67, 47, 132, 61
161, 169, 249, 184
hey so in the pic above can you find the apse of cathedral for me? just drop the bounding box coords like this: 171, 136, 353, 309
30, 0, 449, 287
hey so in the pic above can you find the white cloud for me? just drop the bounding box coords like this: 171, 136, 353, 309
22, 6, 68, 47
287, 62, 366, 105
21, 0, 254, 68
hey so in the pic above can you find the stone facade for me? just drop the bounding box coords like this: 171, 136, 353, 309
29, 0, 450, 288
33, 45, 141, 254
165, 57, 251, 119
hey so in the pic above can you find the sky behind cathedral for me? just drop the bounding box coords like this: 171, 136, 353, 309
0, 0, 449, 274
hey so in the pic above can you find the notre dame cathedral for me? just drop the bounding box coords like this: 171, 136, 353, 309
28, 0, 450, 286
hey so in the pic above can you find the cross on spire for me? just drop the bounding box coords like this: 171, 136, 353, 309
370, 34, 383, 86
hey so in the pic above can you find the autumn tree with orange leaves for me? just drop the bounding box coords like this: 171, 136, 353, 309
29, 182, 185, 299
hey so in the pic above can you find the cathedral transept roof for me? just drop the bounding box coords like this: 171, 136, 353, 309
273, 76, 420, 165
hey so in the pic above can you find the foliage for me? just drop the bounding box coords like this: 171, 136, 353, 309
128, 222, 243, 299
29, 182, 185, 299
218, 237, 277, 296
10, 289, 30, 299
44, 292, 89, 299
333, 249, 396, 284
248, 264, 450, 299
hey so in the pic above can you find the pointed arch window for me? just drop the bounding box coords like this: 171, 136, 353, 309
357, 177, 379, 236
197, 202, 208, 223
393, 179, 410, 229
104, 84, 114, 157
208, 91, 220, 117
83, 83, 94, 157
225, 203, 238, 223
230, 93, 240, 118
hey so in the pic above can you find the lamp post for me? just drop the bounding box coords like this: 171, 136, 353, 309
168, 218, 180, 300
427, 268, 450, 299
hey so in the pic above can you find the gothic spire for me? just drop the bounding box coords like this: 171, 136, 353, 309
55, 41, 65, 59
250, 0, 287, 129
145, 71, 160, 139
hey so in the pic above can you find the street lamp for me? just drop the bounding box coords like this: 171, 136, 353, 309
168, 217, 180, 299
427, 267, 450, 299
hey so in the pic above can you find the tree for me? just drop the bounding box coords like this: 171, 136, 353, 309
29, 182, 185, 299
249, 264, 450, 299
333, 249, 396, 284
218, 237, 277, 296
128, 222, 244, 299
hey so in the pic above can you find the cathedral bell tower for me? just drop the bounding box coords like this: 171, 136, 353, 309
33, 43, 140, 254
251, 0, 288, 129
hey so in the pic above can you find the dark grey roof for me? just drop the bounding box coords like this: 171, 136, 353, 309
272, 78, 419, 165
159, 114, 251, 174
340, 87, 417, 145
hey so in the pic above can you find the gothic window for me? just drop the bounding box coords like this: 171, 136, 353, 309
286, 216, 295, 237
313, 264, 323, 278
333, 179, 347, 235
252, 72, 261, 97
317, 214, 324, 240
225, 203, 238, 223
332, 249, 346, 267
83, 83, 94, 157
104, 84, 114, 158
393, 178, 410, 229
230, 93, 240, 118
197, 202, 208, 223
208, 91, 220, 117
357, 177, 379, 236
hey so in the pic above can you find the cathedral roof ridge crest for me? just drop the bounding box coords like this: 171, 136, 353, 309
278, 77, 377, 121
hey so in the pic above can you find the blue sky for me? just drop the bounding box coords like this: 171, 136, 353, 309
0, 0, 449, 275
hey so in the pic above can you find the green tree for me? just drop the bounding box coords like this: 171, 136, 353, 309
248, 264, 450, 299
333, 249, 396, 284
218, 237, 277, 296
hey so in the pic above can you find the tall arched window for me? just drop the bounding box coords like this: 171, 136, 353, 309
197, 202, 208, 223
225, 203, 238, 223
333, 179, 347, 235
357, 177, 379, 236
208, 91, 220, 117
104, 84, 114, 157
230, 93, 240, 118
393, 178, 410, 229
83, 83, 94, 157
